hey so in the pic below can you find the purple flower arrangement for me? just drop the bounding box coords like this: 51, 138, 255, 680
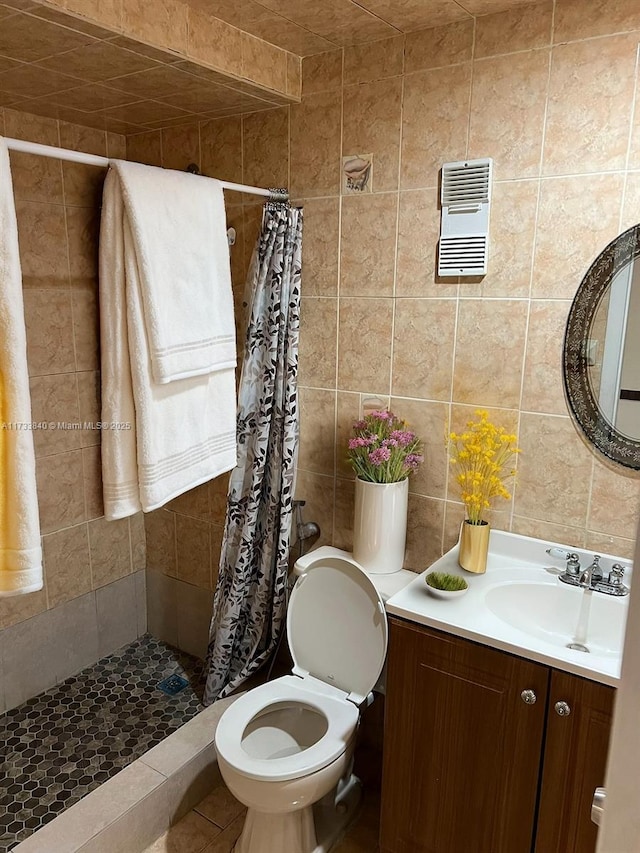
347, 410, 424, 483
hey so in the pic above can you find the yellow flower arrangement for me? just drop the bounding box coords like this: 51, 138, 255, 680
447, 410, 520, 525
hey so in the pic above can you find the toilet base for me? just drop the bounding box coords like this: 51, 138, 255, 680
233, 774, 362, 853
313, 773, 362, 852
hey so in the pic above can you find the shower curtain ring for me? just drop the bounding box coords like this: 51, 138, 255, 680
267, 187, 289, 204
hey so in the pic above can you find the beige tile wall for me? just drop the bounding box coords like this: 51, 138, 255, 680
0, 106, 146, 632
134, 0, 640, 581
303, 0, 640, 568
293, 0, 640, 568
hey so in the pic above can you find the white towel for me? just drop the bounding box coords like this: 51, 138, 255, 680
110, 160, 236, 384
100, 167, 237, 520
0, 138, 43, 597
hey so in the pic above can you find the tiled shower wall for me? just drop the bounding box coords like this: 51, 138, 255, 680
0, 107, 147, 712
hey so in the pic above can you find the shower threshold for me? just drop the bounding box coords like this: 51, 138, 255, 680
0, 635, 205, 852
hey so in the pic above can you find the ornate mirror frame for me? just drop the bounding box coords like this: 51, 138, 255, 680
563, 223, 640, 471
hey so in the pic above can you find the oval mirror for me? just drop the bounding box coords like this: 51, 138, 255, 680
563, 224, 640, 470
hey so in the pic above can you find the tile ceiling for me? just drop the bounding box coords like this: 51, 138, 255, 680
187, 0, 541, 55
0, 1, 291, 136
0, 0, 537, 138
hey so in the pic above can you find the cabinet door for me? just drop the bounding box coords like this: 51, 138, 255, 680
535, 670, 614, 853
380, 618, 549, 853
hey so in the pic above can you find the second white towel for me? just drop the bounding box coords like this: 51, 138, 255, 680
110, 159, 236, 384
100, 166, 237, 520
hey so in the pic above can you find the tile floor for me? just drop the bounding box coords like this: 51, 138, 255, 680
143, 778, 381, 853
0, 635, 205, 853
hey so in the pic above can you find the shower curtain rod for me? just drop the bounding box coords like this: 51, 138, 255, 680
4, 137, 287, 200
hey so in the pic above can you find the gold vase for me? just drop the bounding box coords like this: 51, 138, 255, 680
459, 519, 490, 574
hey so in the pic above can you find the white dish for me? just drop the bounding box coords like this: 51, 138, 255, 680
425, 573, 468, 600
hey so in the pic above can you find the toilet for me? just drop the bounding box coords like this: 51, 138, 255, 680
214, 553, 388, 853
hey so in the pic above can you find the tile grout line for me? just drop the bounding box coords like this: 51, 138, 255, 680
329, 47, 346, 547
619, 42, 640, 235
510, 10, 556, 529
387, 37, 405, 407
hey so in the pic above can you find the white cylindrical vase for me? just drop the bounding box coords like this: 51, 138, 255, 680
352, 477, 408, 574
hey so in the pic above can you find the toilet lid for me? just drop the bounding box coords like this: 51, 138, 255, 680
287, 555, 388, 705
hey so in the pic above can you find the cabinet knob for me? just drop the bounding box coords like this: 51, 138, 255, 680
520, 689, 537, 705
555, 701, 571, 717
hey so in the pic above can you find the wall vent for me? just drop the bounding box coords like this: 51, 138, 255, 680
438, 158, 493, 277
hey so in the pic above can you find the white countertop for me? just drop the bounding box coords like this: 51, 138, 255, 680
385, 529, 631, 687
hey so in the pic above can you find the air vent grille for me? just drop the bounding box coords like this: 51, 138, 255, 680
438, 158, 493, 277
439, 235, 488, 276
442, 162, 491, 206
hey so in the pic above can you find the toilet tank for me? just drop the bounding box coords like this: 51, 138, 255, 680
292, 546, 415, 603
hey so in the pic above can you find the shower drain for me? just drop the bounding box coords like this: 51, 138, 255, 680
157, 673, 190, 695
566, 642, 590, 653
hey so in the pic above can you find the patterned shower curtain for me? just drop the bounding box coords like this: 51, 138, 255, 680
203, 204, 302, 705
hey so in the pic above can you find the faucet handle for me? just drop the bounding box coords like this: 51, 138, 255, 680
546, 548, 581, 572
546, 547, 571, 560
608, 564, 625, 585
565, 553, 581, 575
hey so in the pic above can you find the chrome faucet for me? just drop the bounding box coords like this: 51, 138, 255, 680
587, 554, 603, 583
579, 565, 594, 589
547, 548, 629, 597
579, 555, 603, 589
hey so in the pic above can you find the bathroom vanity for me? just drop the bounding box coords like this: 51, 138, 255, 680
380, 531, 629, 853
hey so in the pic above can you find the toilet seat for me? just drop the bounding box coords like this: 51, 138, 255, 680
215, 675, 359, 782
215, 555, 388, 788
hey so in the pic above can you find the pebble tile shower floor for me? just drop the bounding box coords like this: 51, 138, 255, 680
0, 635, 206, 852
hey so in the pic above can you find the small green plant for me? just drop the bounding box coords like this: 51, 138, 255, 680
425, 572, 468, 592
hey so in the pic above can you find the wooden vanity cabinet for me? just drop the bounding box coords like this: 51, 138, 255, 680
380, 618, 549, 853
380, 617, 615, 853
535, 670, 615, 853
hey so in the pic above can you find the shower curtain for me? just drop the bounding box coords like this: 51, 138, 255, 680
203, 203, 302, 705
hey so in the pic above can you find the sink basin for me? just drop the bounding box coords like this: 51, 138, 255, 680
485, 581, 627, 657
385, 529, 632, 684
